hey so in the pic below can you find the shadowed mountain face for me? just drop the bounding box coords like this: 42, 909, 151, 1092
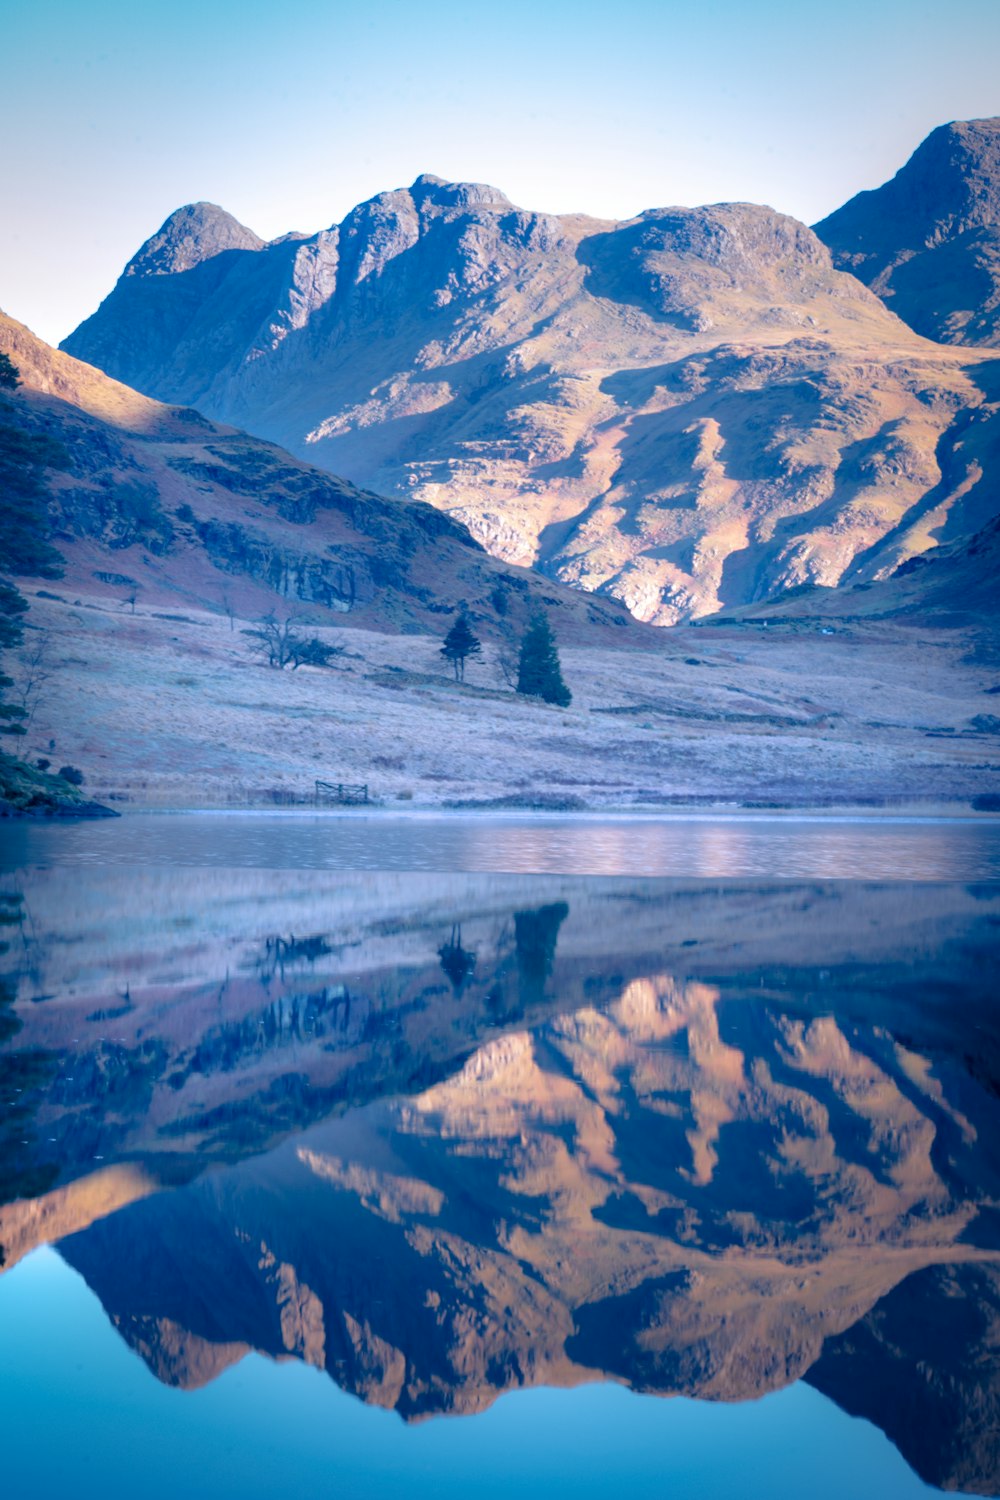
816, 118, 1000, 349
0, 311, 631, 638
62, 168, 1000, 624
807, 1262, 1000, 1497
2, 870, 1000, 1492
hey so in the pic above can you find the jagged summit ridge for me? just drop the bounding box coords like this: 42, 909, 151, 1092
62, 143, 1000, 624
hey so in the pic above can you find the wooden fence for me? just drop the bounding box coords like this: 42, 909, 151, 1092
315, 780, 369, 805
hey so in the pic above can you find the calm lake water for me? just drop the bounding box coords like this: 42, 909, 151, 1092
1, 815, 998, 1497
3, 808, 1000, 877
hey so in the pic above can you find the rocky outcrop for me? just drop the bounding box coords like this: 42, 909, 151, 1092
816, 118, 1000, 347
0, 750, 116, 818
125, 202, 266, 277
61, 165, 1000, 623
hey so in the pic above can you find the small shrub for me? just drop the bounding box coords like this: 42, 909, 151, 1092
57, 765, 84, 786
35, 757, 50, 770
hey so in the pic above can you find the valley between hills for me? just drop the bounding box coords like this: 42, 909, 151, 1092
2, 119, 1000, 812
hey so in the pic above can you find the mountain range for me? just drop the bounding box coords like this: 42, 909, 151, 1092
61, 119, 1000, 626
4, 124, 1000, 811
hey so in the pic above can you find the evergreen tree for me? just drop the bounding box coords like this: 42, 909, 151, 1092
440, 608, 482, 682
516, 611, 571, 706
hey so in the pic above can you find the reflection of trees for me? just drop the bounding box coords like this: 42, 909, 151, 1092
0, 891, 22, 1046
0, 891, 59, 1211
438, 926, 476, 994
514, 902, 569, 1006
257, 933, 335, 982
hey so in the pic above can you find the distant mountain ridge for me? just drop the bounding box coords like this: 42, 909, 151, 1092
61, 129, 1000, 625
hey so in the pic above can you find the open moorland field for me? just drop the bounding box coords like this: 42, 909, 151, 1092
21, 582, 1000, 811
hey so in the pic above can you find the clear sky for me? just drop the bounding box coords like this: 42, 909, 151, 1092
3, 0, 999, 346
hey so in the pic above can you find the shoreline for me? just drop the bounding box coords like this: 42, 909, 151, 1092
47, 800, 1000, 823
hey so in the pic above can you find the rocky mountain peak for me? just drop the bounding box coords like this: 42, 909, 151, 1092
124, 202, 265, 278
888, 117, 1000, 236
814, 116, 1000, 344
59, 136, 1000, 626
577, 200, 862, 333
635, 201, 832, 270
408, 174, 513, 212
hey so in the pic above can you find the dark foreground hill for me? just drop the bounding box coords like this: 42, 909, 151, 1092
1, 309, 630, 638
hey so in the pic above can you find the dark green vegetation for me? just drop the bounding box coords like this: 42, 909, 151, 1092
516, 612, 571, 707
0, 750, 95, 816
440, 609, 482, 682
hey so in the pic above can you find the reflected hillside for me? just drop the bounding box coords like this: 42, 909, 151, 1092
1, 873, 998, 1492
2, 874, 997, 1223
57, 962, 1000, 1492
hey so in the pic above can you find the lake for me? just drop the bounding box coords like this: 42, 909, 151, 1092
3, 808, 1000, 877
1, 813, 998, 1497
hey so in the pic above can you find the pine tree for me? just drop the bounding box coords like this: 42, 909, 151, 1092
440, 609, 482, 682
0, 353, 20, 391
516, 611, 571, 706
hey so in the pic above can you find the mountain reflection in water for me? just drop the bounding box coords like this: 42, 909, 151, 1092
1, 871, 999, 1495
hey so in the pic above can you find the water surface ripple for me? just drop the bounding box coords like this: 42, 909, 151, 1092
4, 810, 1000, 878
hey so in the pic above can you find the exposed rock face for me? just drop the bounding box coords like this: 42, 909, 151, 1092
0, 310, 631, 637
62, 168, 1000, 623
816, 118, 1000, 347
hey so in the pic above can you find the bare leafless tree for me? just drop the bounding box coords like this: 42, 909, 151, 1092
243, 613, 344, 670
13, 630, 52, 732
495, 634, 520, 690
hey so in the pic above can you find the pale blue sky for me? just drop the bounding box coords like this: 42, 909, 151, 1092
3, 0, 999, 345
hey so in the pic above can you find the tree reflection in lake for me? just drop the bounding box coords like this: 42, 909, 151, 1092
1, 870, 999, 1493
